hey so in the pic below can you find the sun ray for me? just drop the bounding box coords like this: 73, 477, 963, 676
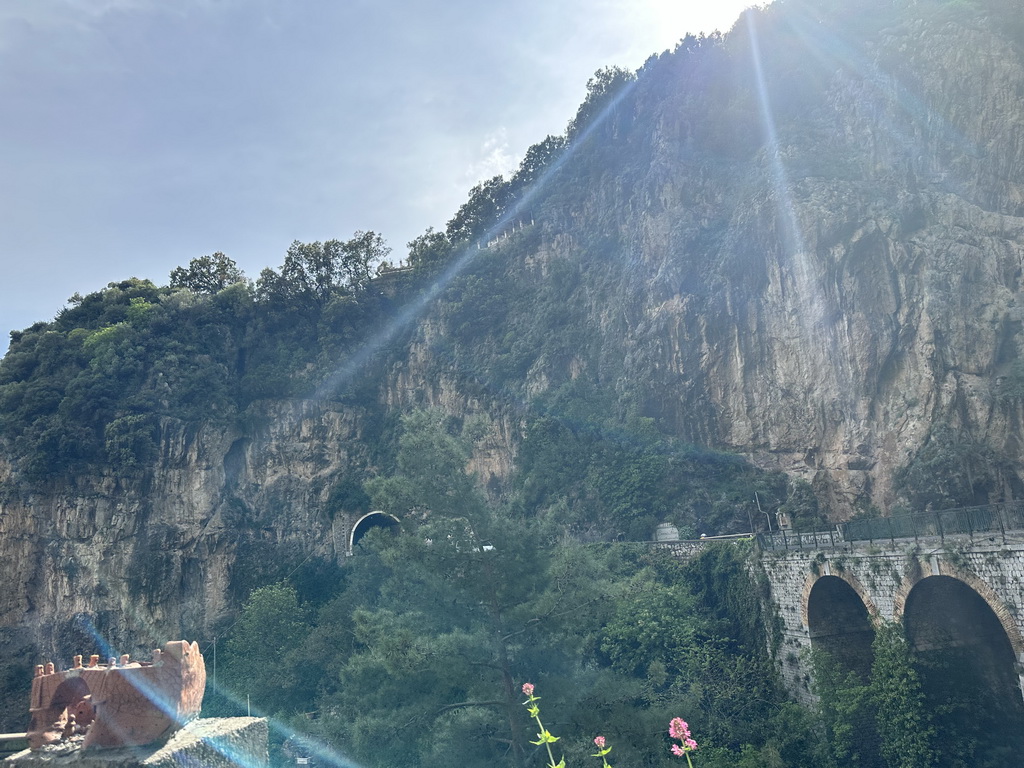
743, 9, 858, 414
312, 79, 639, 404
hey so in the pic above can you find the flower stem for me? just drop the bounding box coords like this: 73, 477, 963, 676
531, 711, 559, 768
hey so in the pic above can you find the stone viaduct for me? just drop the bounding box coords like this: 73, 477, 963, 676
755, 512, 1024, 714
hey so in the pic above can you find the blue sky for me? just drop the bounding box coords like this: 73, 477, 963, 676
0, 0, 751, 354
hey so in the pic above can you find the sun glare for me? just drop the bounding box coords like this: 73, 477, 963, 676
642, 0, 753, 44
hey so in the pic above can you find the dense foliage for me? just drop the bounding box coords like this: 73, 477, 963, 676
209, 408, 1024, 768
813, 619, 1024, 768
512, 383, 824, 540
211, 411, 816, 768
0, 236, 392, 482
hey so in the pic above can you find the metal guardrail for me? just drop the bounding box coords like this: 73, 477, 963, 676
758, 528, 844, 552
757, 500, 1024, 552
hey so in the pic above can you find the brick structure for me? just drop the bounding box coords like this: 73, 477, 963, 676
27, 641, 205, 751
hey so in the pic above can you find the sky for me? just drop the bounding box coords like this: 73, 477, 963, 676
0, 0, 753, 354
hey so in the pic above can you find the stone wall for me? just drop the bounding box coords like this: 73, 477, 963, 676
758, 531, 1024, 704
3, 717, 267, 768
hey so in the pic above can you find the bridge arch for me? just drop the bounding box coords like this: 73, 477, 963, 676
893, 558, 1024, 657
804, 571, 878, 680
349, 511, 400, 553
897, 567, 1024, 761
801, 567, 879, 630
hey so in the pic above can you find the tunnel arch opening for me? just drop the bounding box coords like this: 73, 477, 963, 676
349, 511, 400, 553
903, 575, 1024, 764
51, 676, 92, 720
29, 675, 94, 746
806, 574, 876, 681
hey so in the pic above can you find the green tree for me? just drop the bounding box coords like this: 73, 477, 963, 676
596, 546, 804, 764
406, 227, 453, 270
169, 253, 245, 294
341, 230, 390, 291
445, 176, 513, 244
811, 647, 882, 768
103, 413, 157, 469
256, 232, 390, 309
218, 582, 312, 715
364, 409, 480, 519
508, 135, 567, 194
355, 411, 532, 764
566, 66, 635, 140
311, 411, 628, 768
870, 623, 937, 768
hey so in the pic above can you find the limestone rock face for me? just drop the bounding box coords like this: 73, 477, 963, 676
501, 5, 1024, 515
0, 401, 363, 657
0, 388, 508, 660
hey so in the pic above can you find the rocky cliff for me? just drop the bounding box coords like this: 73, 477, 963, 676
0, 402, 351, 656
0, 392, 515, 664
2, 0, 1024, 700
448, 0, 1024, 514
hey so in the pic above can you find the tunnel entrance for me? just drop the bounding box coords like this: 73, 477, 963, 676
904, 575, 1024, 765
807, 575, 876, 680
349, 511, 400, 553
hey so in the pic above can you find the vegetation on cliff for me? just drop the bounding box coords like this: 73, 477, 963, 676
212, 409, 1016, 768
0, 233, 391, 482
211, 411, 813, 768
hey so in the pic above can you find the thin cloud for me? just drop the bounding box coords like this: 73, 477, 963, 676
466, 128, 521, 184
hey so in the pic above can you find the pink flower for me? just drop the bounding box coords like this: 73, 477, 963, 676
522, 682, 534, 696
594, 736, 606, 749
669, 717, 698, 758
669, 717, 690, 740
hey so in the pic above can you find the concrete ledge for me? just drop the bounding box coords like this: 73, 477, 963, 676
3, 717, 267, 768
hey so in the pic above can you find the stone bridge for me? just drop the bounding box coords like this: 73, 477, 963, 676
758, 521, 1024, 716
